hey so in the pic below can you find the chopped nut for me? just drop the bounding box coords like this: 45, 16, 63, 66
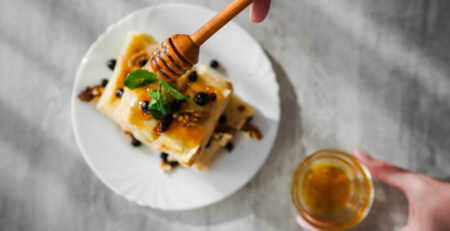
161, 162, 174, 172
212, 132, 233, 146
78, 85, 103, 102
241, 122, 263, 140
176, 110, 208, 127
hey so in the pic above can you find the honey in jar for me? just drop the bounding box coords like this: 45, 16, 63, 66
301, 163, 351, 214
291, 149, 374, 231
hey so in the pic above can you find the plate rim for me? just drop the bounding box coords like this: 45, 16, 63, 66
71, 3, 280, 211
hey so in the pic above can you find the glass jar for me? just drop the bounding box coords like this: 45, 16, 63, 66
291, 149, 374, 230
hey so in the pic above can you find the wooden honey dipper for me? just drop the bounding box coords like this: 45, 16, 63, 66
150, 0, 254, 81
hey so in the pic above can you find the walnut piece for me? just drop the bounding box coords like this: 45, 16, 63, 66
78, 85, 103, 102
176, 110, 208, 127
212, 132, 233, 146
241, 122, 263, 140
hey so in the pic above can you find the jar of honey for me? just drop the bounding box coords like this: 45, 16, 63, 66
291, 149, 374, 230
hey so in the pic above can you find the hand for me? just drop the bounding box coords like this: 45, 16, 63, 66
251, 0, 271, 23
296, 148, 450, 231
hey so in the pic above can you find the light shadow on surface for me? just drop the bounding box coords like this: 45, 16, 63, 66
250, 51, 304, 230
145, 50, 303, 230
303, 0, 450, 178
0, 98, 117, 229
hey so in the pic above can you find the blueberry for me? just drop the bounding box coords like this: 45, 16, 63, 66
100, 78, 108, 87
170, 100, 183, 112
210, 93, 217, 101
209, 59, 219, 69
219, 114, 227, 124
131, 137, 141, 147
158, 115, 173, 133
168, 161, 179, 167
141, 101, 150, 114
225, 142, 234, 152
139, 59, 147, 67
188, 71, 197, 82
107, 59, 117, 70
160, 152, 168, 162
194, 92, 209, 106
115, 88, 124, 98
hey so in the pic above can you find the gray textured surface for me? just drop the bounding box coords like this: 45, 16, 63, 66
1, 0, 449, 230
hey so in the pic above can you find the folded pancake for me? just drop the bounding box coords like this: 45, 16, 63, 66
156, 64, 233, 165
98, 33, 159, 119
97, 32, 233, 166
194, 95, 255, 170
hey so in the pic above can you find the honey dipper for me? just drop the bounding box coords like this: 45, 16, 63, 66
150, 0, 254, 81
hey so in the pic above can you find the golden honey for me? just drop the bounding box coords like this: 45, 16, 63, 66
301, 163, 351, 214
291, 149, 374, 231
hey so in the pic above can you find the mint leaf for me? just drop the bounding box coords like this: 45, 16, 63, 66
149, 110, 165, 120
124, 70, 157, 90
148, 91, 168, 120
159, 80, 189, 100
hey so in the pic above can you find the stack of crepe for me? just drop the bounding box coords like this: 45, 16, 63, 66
96, 32, 260, 171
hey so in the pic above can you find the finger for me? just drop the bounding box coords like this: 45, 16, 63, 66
251, 0, 271, 23
296, 215, 321, 231
353, 148, 418, 193
398, 224, 419, 231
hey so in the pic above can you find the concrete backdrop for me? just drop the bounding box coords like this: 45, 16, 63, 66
1, 0, 449, 230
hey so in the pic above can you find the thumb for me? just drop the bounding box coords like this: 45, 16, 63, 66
353, 148, 417, 193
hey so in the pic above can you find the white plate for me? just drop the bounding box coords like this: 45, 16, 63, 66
71, 3, 279, 211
